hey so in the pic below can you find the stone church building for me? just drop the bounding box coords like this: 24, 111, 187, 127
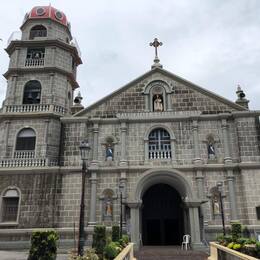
0, 5, 260, 249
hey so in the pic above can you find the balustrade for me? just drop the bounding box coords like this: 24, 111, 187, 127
149, 150, 171, 159
14, 151, 35, 159
25, 57, 45, 67
0, 158, 58, 168
3, 104, 66, 114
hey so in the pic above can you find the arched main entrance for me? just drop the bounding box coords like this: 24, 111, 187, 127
142, 183, 184, 245
128, 169, 203, 249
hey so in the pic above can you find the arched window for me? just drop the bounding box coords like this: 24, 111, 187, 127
29, 25, 47, 39
16, 128, 36, 151
1, 188, 20, 222
148, 128, 171, 159
23, 80, 41, 104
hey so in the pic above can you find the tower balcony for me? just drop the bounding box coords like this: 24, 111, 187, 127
2, 104, 67, 115
25, 57, 45, 67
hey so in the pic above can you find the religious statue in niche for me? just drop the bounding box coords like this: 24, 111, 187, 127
212, 193, 220, 215
105, 199, 113, 217
208, 143, 216, 159
106, 144, 113, 160
153, 94, 163, 112
102, 189, 114, 221
206, 134, 216, 160
210, 187, 221, 216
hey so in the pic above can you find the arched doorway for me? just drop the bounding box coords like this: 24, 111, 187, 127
142, 183, 184, 245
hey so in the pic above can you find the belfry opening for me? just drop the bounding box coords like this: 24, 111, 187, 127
141, 183, 184, 245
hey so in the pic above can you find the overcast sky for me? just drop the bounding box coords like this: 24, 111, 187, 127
0, 0, 260, 109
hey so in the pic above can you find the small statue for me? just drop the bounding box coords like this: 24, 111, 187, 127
105, 200, 112, 216
208, 143, 215, 159
154, 94, 163, 112
106, 145, 113, 160
212, 194, 220, 215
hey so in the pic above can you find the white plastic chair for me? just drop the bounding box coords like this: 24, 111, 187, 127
181, 234, 191, 250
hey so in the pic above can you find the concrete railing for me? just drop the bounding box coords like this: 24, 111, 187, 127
208, 242, 258, 260
25, 57, 45, 67
3, 104, 66, 114
14, 151, 35, 159
0, 158, 58, 168
114, 243, 136, 260
149, 150, 171, 159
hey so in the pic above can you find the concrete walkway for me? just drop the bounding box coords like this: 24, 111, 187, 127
0, 251, 67, 260
135, 246, 208, 260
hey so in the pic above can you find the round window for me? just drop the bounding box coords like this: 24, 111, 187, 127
55, 11, 63, 20
36, 7, 45, 16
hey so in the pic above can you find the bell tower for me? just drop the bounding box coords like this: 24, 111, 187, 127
0, 5, 82, 166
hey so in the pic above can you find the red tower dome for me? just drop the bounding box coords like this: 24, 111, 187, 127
22, 5, 70, 29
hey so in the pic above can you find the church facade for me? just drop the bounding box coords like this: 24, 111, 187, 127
0, 5, 260, 249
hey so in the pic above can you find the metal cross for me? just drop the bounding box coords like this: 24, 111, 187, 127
150, 38, 163, 58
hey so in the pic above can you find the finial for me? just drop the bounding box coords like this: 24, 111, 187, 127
74, 91, 83, 105
236, 84, 245, 99
150, 38, 163, 69
235, 84, 249, 109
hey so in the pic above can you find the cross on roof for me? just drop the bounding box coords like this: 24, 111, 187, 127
149, 38, 163, 69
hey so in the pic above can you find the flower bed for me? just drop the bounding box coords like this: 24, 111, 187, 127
208, 222, 260, 259
69, 225, 135, 260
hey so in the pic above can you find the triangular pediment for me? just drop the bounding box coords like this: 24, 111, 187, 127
74, 67, 246, 118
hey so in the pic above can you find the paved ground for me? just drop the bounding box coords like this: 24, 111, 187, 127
135, 246, 208, 260
0, 251, 67, 260
0, 246, 208, 260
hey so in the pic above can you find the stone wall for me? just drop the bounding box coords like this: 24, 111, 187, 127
0, 173, 60, 229
81, 71, 242, 118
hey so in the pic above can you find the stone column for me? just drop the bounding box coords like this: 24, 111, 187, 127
49, 73, 55, 104
196, 170, 204, 199
188, 206, 203, 248
195, 170, 206, 241
120, 172, 127, 225
128, 202, 141, 249
221, 119, 232, 163
14, 48, 20, 68
120, 122, 127, 166
4, 121, 10, 157
144, 95, 149, 112
44, 120, 50, 157
192, 119, 201, 163
51, 47, 56, 66
89, 172, 97, 225
226, 169, 238, 221
170, 139, 177, 163
92, 122, 99, 164
12, 75, 18, 102
166, 93, 172, 111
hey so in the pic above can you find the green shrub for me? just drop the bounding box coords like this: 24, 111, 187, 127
27, 229, 59, 260
92, 226, 106, 258
231, 222, 242, 241
104, 242, 122, 260
216, 234, 232, 246
112, 226, 120, 242
118, 235, 129, 248
256, 242, 260, 258
68, 248, 99, 260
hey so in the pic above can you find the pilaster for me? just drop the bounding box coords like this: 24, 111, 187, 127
4, 121, 11, 157
89, 172, 97, 226
226, 169, 238, 221
221, 119, 232, 163
119, 121, 127, 166
91, 122, 99, 164
192, 119, 202, 164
